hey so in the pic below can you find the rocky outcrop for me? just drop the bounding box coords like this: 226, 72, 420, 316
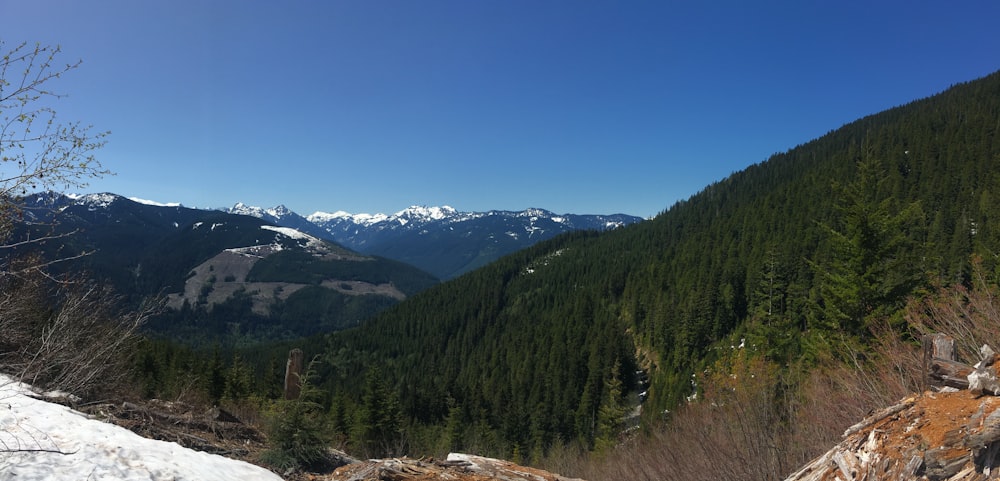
787, 336, 1000, 481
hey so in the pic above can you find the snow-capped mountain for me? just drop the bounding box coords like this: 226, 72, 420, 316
22, 193, 643, 281
226, 202, 333, 241
9, 192, 438, 343
307, 204, 643, 279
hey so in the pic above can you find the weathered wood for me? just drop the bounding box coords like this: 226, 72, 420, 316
979, 344, 1000, 368
925, 333, 957, 361
969, 366, 1000, 396
903, 455, 923, 477
832, 450, 859, 480
923, 447, 970, 480
843, 397, 917, 438
966, 405, 1000, 449
284, 348, 304, 400
924, 333, 956, 392
927, 358, 973, 390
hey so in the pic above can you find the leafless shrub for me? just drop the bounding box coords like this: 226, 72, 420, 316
0, 270, 155, 399
556, 323, 931, 481
904, 259, 1000, 364
559, 354, 794, 481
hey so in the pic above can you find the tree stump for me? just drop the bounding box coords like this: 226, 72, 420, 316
284, 348, 304, 400
924, 333, 958, 391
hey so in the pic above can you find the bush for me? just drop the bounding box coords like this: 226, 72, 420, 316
260, 362, 331, 472
0, 270, 151, 398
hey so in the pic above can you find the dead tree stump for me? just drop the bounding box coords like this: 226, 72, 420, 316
924, 334, 959, 391
284, 348, 304, 400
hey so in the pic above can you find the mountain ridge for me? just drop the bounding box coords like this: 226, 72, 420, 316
226, 202, 644, 279
10, 192, 439, 344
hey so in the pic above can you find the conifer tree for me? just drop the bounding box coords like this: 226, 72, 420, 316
352, 366, 404, 457
810, 154, 926, 338
261, 359, 331, 471
594, 360, 627, 452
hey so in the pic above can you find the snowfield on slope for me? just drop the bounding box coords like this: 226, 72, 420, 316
0, 374, 282, 481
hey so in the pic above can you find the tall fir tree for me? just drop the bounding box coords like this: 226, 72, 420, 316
809, 154, 926, 339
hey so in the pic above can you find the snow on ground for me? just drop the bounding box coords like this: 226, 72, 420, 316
261, 225, 313, 241
128, 196, 182, 207
0, 374, 282, 481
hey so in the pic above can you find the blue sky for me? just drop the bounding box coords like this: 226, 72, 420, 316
2, 1, 998, 218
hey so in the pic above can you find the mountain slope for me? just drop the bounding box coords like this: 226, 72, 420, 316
315, 70, 1000, 457
226, 203, 643, 280
10, 193, 438, 343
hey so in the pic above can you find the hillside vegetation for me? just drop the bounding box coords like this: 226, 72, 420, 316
307, 70, 1000, 461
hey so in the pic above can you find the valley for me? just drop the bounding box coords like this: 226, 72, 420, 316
4, 32, 1000, 481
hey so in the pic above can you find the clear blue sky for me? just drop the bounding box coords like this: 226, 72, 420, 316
3, 1, 998, 218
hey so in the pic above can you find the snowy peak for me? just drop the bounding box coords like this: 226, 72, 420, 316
66, 192, 121, 210
305, 205, 644, 279
307, 206, 461, 227
393, 205, 458, 222
224, 202, 334, 242
228, 202, 293, 220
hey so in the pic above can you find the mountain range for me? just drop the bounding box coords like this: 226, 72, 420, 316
9, 192, 641, 343
226, 203, 643, 279
305, 70, 1000, 460
11, 193, 438, 344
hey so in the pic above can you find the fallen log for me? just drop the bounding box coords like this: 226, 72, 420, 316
928, 358, 973, 390
843, 397, 917, 437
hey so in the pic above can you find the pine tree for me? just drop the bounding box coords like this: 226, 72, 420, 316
594, 360, 627, 452
352, 366, 404, 457
810, 154, 926, 337
260, 360, 331, 471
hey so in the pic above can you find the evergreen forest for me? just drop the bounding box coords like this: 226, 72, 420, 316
295, 70, 1000, 459
74, 70, 1000, 467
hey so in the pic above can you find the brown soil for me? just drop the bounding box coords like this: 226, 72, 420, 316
787, 389, 1000, 480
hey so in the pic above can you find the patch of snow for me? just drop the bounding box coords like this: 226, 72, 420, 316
261, 225, 313, 241
0, 374, 281, 481
309, 206, 463, 228
128, 197, 181, 207
225, 245, 279, 257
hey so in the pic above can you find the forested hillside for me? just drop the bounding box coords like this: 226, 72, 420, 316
8, 193, 439, 345
313, 71, 1000, 459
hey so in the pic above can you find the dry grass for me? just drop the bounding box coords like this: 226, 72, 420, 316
543, 264, 1000, 481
